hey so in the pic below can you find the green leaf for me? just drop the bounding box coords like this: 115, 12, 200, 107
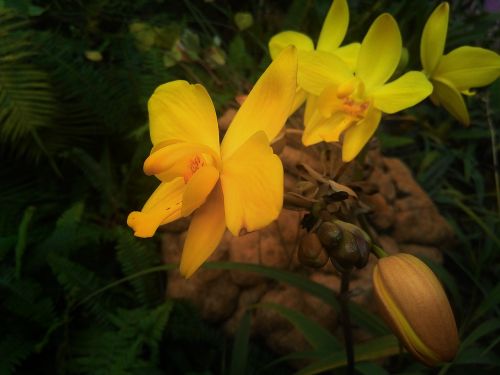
115, 228, 162, 306
472, 284, 500, 322
355, 362, 389, 375
203, 262, 388, 336
378, 133, 414, 149
14, 205, 35, 278
460, 319, 500, 351
294, 335, 399, 375
229, 310, 252, 375
81, 262, 388, 335
256, 302, 340, 351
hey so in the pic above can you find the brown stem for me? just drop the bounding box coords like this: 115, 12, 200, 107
340, 270, 355, 374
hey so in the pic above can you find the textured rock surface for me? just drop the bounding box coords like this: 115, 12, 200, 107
161, 141, 454, 356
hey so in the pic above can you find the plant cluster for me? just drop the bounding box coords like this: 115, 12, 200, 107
1, 0, 499, 374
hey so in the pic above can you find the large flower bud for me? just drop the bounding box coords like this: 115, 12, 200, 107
373, 253, 459, 366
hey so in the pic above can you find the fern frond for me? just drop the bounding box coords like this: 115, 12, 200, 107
67, 301, 173, 374
47, 254, 115, 322
0, 10, 56, 160
115, 228, 162, 306
0, 267, 55, 327
0, 334, 34, 375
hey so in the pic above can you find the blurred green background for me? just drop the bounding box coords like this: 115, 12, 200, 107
0, 0, 499, 374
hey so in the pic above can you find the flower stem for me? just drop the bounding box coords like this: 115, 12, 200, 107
372, 244, 389, 258
340, 270, 354, 375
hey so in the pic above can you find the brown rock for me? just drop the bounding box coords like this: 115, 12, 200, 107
260, 223, 289, 269
400, 244, 443, 264
384, 157, 421, 196
162, 233, 181, 264
378, 235, 400, 255
368, 167, 396, 202
218, 108, 237, 131
229, 231, 264, 286
393, 199, 453, 245
160, 217, 190, 233
266, 327, 310, 355
276, 209, 302, 256
280, 145, 323, 175
224, 283, 268, 335
167, 271, 239, 322
254, 285, 305, 334
362, 193, 395, 230
201, 273, 240, 321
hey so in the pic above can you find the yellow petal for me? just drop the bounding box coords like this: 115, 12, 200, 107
143, 142, 219, 181
317, 0, 349, 53
221, 131, 283, 236
304, 94, 318, 125
434, 46, 500, 91
371, 71, 432, 114
432, 78, 470, 126
221, 46, 297, 159
269, 31, 313, 59
297, 50, 352, 96
342, 106, 382, 161
356, 14, 402, 91
181, 165, 219, 217
179, 184, 226, 278
127, 178, 185, 238
334, 42, 361, 71
290, 87, 307, 115
421, 2, 449, 76
302, 112, 352, 146
148, 81, 220, 154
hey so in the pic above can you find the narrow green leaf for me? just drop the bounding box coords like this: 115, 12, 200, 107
229, 310, 252, 375
15, 205, 35, 278
472, 284, 500, 322
80, 262, 388, 335
460, 319, 500, 351
356, 362, 389, 375
256, 302, 340, 351
294, 335, 399, 375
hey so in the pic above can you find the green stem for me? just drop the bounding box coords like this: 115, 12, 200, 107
372, 244, 389, 259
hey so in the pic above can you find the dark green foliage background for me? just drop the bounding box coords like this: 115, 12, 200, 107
0, 0, 499, 374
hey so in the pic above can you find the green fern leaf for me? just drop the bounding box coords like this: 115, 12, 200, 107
115, 228, 162, 306
0, 10, 56, 160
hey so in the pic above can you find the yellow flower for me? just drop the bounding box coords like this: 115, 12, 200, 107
127, 47, 297, 278
421, 2, 500, 125
268, 0, 360, 112
373, 253, 459, 366
300, 14, 432, 161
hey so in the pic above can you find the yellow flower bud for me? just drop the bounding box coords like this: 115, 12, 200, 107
373, 253, 459, 366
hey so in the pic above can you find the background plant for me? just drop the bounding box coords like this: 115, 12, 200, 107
0, 0, 499, 374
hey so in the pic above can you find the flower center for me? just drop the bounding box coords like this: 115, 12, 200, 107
336, 79, 369, 119
318, 78, 370, 122
183, 153, 208, 183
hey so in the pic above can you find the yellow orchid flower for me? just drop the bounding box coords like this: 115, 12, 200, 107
268, 0, 360, 112
300, 14, 432, 162
421, 2, 500, 125
127, 47, 297, 278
